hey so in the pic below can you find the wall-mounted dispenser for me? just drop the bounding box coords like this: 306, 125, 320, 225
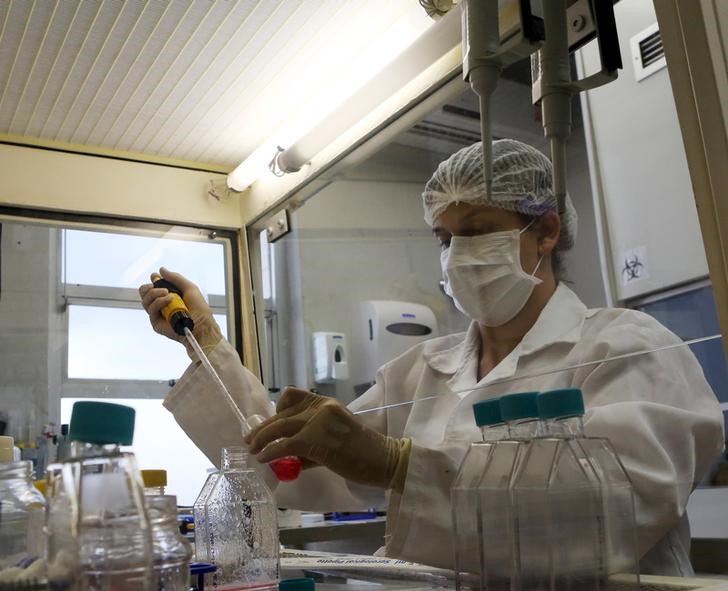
312, 332, 349, 384
359, 301, 438, 385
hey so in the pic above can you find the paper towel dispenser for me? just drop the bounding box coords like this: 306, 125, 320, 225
360, 300, 438, 384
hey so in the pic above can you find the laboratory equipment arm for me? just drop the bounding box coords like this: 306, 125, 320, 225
577, 317, 724, 564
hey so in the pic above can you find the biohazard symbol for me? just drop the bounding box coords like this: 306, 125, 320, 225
622, 255, 644, 282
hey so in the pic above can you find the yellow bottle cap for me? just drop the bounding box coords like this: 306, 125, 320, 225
0, 436, 14, 463
34, 479, 47, 496
141, 469, 167, 488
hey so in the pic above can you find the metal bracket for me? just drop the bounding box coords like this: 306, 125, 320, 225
263, 209, 290, 243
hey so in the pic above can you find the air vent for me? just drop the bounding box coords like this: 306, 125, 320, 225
409, 120, 482, 147
630, 23, 667, 82
639, 30, 663, 67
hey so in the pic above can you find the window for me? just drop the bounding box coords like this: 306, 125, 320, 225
0, 218, 238, 504
61, 228, 230, 389
66, 306, 227, 381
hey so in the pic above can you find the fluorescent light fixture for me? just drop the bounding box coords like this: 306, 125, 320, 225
227, 3, 456, 192
277, 9, 461, 174
227, 143, 279, 192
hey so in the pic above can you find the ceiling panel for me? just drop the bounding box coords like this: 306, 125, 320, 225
0, 0, 434, 169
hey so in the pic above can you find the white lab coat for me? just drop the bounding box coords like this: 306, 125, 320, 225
165, 284, 723, 575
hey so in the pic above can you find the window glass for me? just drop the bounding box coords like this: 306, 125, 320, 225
67, 305, 227, 380
0, 219, 236, 490
64, 229, 226, 295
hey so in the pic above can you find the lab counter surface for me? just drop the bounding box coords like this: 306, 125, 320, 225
279, 552, 728, 591
277, 518, 728, 577
279, 517, 386, 548
286, 579, 728, 591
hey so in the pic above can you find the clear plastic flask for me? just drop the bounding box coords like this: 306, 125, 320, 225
478, 392, 541, 591
204, 447, 279, 591
193, 470, 219, 562
539, 388, 639, 591
451, 398, 506, 591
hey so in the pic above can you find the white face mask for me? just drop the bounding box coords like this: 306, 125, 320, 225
440, 222, 544, 327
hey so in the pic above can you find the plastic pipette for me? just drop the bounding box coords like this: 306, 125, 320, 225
353, 333, 722, 416
151, 273, 302, 482
183, 327, 302, 481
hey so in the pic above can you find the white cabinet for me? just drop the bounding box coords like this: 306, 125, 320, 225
577, 0, 708, 301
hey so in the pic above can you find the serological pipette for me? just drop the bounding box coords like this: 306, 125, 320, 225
151, 273, 302, 482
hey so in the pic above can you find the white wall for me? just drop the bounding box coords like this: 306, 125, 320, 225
272, 179, 470, 404
577, 0, 709, 301
562, 129, 609, 308
0, 223, 61, 443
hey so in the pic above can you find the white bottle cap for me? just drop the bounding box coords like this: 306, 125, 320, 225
0, 436, 15, 463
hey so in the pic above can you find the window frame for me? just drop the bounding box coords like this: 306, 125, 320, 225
0, 205, 244, 402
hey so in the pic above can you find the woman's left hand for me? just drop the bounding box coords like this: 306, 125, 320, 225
245, 388, 411, 491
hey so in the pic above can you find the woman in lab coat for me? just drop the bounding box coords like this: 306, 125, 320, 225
140, 139, 724, 576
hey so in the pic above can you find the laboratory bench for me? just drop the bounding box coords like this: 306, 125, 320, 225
279, 558, 728, 591
295, 578, 728, 591
280, 548, 728, 591
280, 516, 386, 553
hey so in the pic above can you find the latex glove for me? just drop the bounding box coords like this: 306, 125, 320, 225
138, 267, 223, 360
245, 388, 412, 492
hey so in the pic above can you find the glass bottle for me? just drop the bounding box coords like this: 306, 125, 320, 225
62, 401, 153, 591
205, 447, 279, 591
46, 460, 81, 590
148, 494, 193, 591
56, 424, 70, 462
0, 436, 46, 574
451, 398, 506, 591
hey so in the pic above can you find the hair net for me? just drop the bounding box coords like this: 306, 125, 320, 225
422, 139, 577, 249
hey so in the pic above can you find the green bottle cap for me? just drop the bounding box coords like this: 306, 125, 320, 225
472, 398, 503, 427
279, 579, 315, 591
499, 392, 540, 422
69, 401, 135, 445
538, 389, 585, 420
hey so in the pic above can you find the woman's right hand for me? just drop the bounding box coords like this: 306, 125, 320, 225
139, 267, 223, 355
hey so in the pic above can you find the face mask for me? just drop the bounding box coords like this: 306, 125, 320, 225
440, 221, 544, 327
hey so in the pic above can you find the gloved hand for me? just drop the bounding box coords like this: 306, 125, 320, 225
138, 267, 223, 360
245, 388, 412, 492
